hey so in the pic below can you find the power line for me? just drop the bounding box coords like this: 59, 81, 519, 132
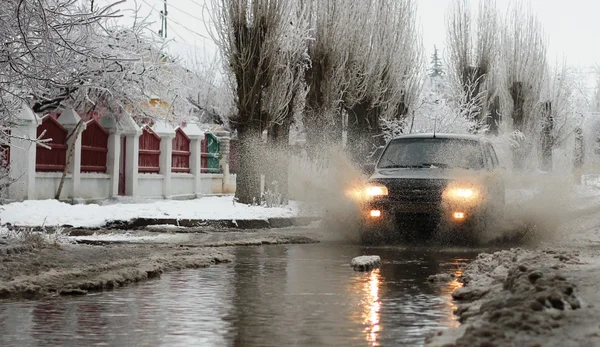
169, 19, 211, 41
164, 1, 205, 22
140, 0, 211, 40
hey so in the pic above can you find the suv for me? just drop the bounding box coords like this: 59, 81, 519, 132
358, 133, 505, 240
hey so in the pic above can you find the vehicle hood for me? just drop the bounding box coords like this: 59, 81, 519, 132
369, 167, 484, 182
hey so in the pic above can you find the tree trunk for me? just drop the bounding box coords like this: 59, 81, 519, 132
511, 81, 526, 169
573, 126, 584, 185
488, 96, 500, 135
234, 123, 262, 204
347, 101, 370, 165
55, 120, 84, 200
346, 101, 385, 168
540, 101, 553, 172
265, 120, 290, 204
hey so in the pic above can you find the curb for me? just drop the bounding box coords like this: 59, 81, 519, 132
4, 217, 321, 232
103, 216, 320, 230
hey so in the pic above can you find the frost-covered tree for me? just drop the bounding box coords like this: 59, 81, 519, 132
0, 0, 123, 197
343, 0, 422, 166
301, 0, 353, 156
210, 0, 305, 204
446, 0, 499, 130
299, 0, 421, 164
407, 71, 485, 136
500, 1, 547, 168
262, 7, 310, 203
430, 45, 444, 78
0, 1, 115, 144
183, 53, 234, 126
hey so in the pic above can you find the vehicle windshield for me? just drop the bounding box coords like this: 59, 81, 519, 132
377, 138, 484, 170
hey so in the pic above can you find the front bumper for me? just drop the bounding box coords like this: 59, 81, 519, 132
361, 198, 485, 229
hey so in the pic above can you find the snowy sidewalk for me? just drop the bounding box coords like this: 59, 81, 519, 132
0, 196, 317, 229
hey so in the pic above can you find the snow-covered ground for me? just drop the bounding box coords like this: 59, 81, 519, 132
0, 196, 301, 228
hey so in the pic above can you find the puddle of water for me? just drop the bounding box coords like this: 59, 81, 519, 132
0, 244, 479, 347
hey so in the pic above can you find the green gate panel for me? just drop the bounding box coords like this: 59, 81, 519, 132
206, 133, 220, 173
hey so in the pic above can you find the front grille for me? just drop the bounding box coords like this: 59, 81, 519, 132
382, 179, 447, 204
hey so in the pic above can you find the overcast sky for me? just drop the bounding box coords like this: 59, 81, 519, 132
105, 0, 599, 68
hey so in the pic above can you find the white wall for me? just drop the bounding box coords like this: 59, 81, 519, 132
138, 174, 165, 198
79, 174, 111, 200
171, 174, 195, 197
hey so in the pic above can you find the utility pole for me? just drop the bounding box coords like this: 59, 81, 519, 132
163, 0, 168, 38
159, 0, 168, 38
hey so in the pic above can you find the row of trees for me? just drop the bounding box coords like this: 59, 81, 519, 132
443, 0, 581, 171
211, 0, 422, 203
213, 0, 600, 203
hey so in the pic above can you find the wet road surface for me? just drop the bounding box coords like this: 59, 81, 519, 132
0, 243, 480, 347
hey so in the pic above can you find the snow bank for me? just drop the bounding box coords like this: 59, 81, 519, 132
351, 255, 381, 271
426, 248, 581, 346
69, 232, 190, 243
0, 243, 232, 299
0, 196, 300, 228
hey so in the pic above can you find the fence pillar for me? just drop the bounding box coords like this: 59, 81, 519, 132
99, 114, 140, 197
57, 108, 82, 199
106, 132, 120, 197
215, 131, 231, 193
125, 131, 140, 196
183, 123, 204, 197
8, 104, 40, 201
154, 120, 176, 198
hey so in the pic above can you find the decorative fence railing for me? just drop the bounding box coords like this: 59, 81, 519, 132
138, 126, 161, 173
172, 128, 191, 173
36, 116, 67, 172
81, 119, 109, 173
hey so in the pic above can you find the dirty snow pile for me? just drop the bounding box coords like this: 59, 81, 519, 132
0, 196, 301, 228
68, 232, 191, 244
426, 248, 581, 347
351, 255, 381, 271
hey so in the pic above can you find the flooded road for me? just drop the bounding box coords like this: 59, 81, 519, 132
0, 243, 479, 347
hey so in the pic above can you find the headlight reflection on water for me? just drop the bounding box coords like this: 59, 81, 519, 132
444, 269, 464, 329
363, 269, 382, 346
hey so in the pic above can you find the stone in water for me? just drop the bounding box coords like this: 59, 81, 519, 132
351, 255, 381, 271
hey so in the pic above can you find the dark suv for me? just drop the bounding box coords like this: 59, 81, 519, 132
358, 133, 505, 239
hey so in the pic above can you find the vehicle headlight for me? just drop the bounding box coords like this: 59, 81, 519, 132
365, 185, 388, 198
446, 187, 479, 200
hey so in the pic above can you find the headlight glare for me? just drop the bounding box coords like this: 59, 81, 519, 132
365, 185, 388, 197
446, 187, 479, 200
454, 188, 474, 198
